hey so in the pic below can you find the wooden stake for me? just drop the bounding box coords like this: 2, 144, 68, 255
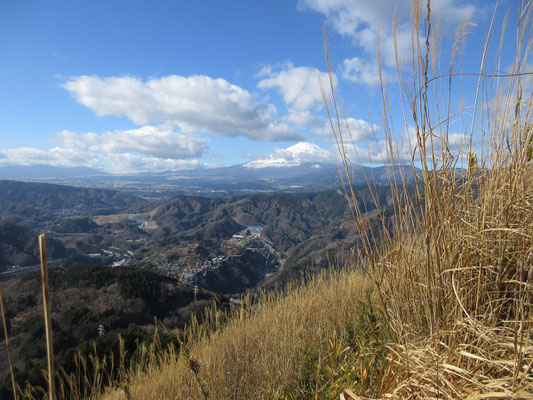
39, 234, 56, 400
0, 287, 18, 400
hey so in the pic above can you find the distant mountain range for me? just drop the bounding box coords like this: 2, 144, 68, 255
0, 165, 107, 179
0, 162, 421, 197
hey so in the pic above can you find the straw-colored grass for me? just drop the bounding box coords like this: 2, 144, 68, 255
102, 269, 390, 399
328, 0, 533, 397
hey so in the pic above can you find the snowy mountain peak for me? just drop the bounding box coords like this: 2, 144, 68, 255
285, 142, 323, 155
244, 142, 333, 169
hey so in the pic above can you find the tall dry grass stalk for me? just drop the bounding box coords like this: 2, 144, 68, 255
0, 287, 18, 400
324, 0, 533, 397
40, 234, 57, 400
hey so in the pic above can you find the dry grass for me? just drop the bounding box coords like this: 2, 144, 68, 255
327, 0, 533, 398
102, 269, 390, 399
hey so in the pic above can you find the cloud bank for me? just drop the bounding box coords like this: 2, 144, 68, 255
0, 126, 208, 172
284, 110, 376, 140
64, 74, 302, 141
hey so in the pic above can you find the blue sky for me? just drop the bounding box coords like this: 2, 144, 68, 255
0, 0, 524, 172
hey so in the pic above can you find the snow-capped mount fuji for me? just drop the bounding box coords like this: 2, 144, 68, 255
244, 142, 333, 169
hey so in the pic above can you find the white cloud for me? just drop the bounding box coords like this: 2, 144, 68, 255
447, 132, 468, 148
100, 126, 207, 159
300, 0, 475, 53
64, 74, 302, 141
404, 125, 470, 150
106, 153, 201, 173
0, 146, 100, 169
243, 130, 471, 171
0, 126, 210, 173
257, 62, 335, 111
244, 139, 413, 169
0, 146, 201, 173
336, 139, 410, 164
255, 63, 380, 142
285, 110, 376, 140
257, 62, 374, 142
347, 127, 472, 165
53, 126, 208, 160
244, 141, 335, 168
300, 0, 476, 84
341, 57, 389, 86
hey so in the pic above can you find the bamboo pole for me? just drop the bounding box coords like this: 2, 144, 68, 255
39, 234, 56, 400
0, 287, 18, 400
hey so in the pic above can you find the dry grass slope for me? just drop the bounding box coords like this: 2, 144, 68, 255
103, 270, 389, 399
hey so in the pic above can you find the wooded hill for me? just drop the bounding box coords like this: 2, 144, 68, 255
0, 265, 226, 397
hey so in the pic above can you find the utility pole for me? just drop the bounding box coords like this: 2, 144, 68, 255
97, 324, 105, 337
193, 284, 199, 302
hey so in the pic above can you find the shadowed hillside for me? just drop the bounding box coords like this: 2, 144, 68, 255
0, 180, 143, 226
0, 220, 69, 271
0, 265, 227, 397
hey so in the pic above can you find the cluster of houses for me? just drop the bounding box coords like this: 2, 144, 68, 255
159, 255, 227, 282
167, 226, 267, 283
84, 225, 273, 284
180, 255, 226, 282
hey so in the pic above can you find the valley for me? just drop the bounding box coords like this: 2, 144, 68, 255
0, 177, 397, 395
0, 179, 395, 290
